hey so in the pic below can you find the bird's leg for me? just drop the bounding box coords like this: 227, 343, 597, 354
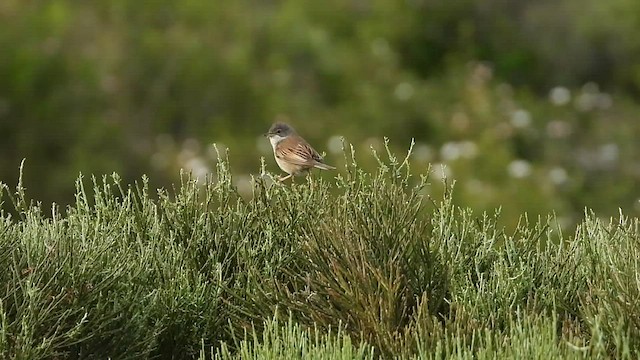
278, 174, 293, 182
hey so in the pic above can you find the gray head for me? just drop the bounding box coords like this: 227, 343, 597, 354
265, 122, 295, 140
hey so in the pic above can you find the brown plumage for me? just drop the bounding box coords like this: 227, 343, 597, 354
265, 122, 335, 181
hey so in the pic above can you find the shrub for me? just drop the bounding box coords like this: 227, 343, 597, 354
0, 145, 638, 359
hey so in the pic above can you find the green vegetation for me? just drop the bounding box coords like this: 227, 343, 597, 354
2, 1, 640, 356
1, 148, 638, 359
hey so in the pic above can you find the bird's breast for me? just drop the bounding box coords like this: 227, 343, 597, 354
275, 156, 304, 175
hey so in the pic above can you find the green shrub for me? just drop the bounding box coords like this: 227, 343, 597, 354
212, 315, 374, 360
1, 145, 639, 359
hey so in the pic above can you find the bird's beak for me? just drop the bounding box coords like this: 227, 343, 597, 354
263, 132, 270, 137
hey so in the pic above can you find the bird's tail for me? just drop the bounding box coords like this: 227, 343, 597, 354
314, 162, 336, 171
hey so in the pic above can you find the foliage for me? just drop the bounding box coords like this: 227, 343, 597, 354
211, 316, 374, 360
1, 148, 639, 358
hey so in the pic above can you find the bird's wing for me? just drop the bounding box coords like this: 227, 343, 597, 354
276, 138, 324, 167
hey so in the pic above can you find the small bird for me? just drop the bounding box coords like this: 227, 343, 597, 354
264, 122, 335, 181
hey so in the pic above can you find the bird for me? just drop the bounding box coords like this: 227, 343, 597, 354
264, 122, 335, 181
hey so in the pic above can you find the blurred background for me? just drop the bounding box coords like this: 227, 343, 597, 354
1, 0, 639, 229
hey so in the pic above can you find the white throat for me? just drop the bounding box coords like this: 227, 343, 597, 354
268, 134, 286, 149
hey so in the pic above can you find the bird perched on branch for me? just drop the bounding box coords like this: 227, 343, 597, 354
264, 122, 335, 181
